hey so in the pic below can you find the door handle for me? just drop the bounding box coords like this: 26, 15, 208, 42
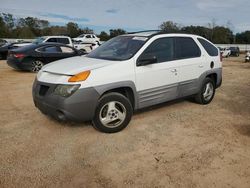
171, 69, 177, 73
199, 65, 204, 68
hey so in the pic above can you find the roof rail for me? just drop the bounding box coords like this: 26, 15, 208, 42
127, 30, 161, 34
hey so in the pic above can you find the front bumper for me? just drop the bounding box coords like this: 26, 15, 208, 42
32, 79, 100, 122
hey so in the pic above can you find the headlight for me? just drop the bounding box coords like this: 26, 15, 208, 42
54, 84, 80, 97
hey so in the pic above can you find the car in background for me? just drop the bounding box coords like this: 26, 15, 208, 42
74, 41, 100, 53
245, 51, 250, 62
0, 39, 7, 46
33, 36, 74, 47
219, 47, 231, 58
73, 34, 100, 43
229, 47, 240, 56
7, 43, 84, 72
0, 42, 20, 60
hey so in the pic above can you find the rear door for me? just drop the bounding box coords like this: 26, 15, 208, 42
174, 37, 203, 97
135, 37, 179, 108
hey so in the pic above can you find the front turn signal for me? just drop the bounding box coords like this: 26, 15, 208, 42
68, 70, 91, 82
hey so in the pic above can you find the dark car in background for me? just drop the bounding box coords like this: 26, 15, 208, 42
229, 47, 240, 56
7, 43, 85, 72
0, 39, 7, 46
0, 42, 19, 60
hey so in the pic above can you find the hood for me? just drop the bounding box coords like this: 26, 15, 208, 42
42, 56, 116, 75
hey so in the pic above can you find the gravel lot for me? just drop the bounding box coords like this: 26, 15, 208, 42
0, 57, 250, 188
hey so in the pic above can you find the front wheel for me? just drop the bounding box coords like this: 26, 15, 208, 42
92, 92, 133, 133
195, 77, 215, 105
31, 60, 44, 72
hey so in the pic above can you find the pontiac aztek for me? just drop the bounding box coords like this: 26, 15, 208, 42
32, 31, 222, 133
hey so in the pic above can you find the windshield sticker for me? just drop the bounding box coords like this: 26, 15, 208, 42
132, 36, 148, 41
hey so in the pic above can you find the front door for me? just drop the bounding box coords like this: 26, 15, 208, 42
135, 37, 179, 108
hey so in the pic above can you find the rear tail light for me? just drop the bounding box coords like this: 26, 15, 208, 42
14, 53, 25, 59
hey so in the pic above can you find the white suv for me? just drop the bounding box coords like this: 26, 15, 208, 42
33, 31, 222, 133
73, 34, 100, 43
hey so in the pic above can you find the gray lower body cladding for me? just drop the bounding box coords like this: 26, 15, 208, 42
138, 68, 222, 109
32, 79, 100, 122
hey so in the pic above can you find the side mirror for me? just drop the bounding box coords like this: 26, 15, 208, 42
137, 54, 157, 66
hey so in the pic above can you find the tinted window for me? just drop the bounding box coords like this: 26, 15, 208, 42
198, 38, 218, 56
57, 38, 70, 44
47, 38, 57, 43
43, 46, 61, 53
86, 35, 92, 38
140, 37, 174, 63
175, 37, 201, 59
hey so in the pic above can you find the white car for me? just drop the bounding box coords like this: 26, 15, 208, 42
220, 47, 231, 58
33, 36, 74, 47
74, 41, 100, 53
33, 32, 222, 133
73, 34, 100, 43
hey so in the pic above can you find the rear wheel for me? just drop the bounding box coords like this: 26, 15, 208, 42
92, 92, 133, 133
0, 54, 2, 60
31, 60, 44, 72
195, 77, 215, 105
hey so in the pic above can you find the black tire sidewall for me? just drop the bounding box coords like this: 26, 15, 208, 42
92, 93, 133, 133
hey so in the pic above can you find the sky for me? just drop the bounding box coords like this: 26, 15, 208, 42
0, 0, 249, 34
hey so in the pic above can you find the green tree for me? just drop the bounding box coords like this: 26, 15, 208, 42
236, 31, 250, 44
98, 31, 110, 41
109, 29, 126, 38
181, 26, 210, 39
212, 26, 234, 44
66, 22, 80, 37
0, 15, 8, 37
2, 13, 15, 30
159, 21, 180, 33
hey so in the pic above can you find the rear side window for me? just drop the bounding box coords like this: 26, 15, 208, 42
198, 38, 218, 56
43, 46, 62, 53
47, 38, 57, 43
141, 37, 174, 63
57, 38, 70, 44
175, 37, 201, 59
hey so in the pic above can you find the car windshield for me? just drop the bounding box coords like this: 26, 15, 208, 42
77, 34, 85, 38
33, 37, 46, 44
87, 36, 147, 61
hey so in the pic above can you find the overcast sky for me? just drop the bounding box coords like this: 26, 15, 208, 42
0, 0, 249, 33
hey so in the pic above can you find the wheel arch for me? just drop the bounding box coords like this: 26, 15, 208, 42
94, 81, 138, 110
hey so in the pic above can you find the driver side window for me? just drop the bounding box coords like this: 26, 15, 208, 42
141, 37, 174, 63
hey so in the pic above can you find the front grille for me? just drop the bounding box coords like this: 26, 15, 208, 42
39, 85, 50, 96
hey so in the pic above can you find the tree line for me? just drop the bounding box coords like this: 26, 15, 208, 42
0, 13, 249, 44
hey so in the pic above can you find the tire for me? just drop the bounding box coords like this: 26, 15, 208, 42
92, 92, 133, 133
0, 53, 2, 60
31, 60, 44, 72
79, 49, 87, 53
195, 77, 215, 105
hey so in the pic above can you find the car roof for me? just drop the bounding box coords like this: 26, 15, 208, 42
43, 36, 70, 38
10, 42, 72, 52
35, 42, 72, 47
124, 30, 202, 39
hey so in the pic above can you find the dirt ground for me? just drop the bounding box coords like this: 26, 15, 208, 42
0, 56, 250, 188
